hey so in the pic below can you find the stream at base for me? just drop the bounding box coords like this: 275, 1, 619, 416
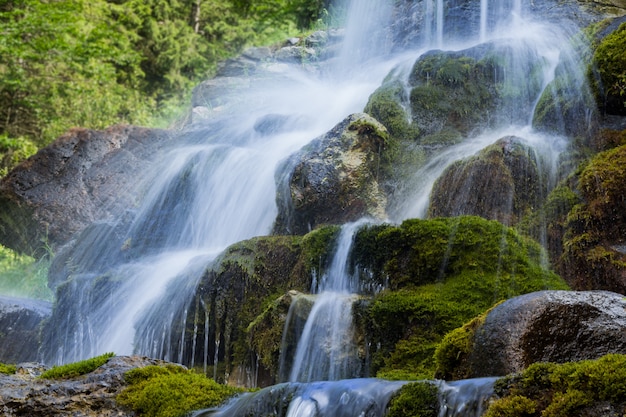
192, 377, 498, 417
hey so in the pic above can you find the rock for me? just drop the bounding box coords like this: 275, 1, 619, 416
0, 355, 170, 416
388, 0, 626, 52
0, 125, 172, 255
467, 291, 626, 377
428, 136, 543, 225
274, 114, 389, 235
558, 144, 626, 293
0, 295, 51, 363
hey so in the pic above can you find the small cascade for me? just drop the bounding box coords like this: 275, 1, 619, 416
285, 220, 368, 383
193, 379, 408, 417
438, 378, 498, 417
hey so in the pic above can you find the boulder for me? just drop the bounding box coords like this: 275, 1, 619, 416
0, 125, 172, 256
558, 144, 626, 293
0, 295, 51, 363
274, 114, 389, 235
428, 136, 543, 225
466, 291, 626, 378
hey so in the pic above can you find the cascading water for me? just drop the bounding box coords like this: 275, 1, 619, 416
41, 0, 594, 415
285, 220, 368, 383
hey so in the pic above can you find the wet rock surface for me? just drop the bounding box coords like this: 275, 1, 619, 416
467, 290, 626, 377
274, 114, 389, 235
0, 295, 51, 363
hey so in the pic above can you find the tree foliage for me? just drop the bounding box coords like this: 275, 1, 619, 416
0, 0, 331, 161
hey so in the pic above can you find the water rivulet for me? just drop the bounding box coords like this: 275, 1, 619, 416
40, 0, 597, 415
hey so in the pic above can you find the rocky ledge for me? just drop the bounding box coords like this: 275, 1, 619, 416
0, 355, 169, 417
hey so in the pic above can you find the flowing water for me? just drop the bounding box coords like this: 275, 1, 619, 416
41, 0, 592, 414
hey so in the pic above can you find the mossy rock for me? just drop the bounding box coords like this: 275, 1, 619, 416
274, 114, 390, 235
485, 354, 626, 417
428, 136, 544, 225
386, 381, 439, 417
590, 19, 626, 116
350, 216, 567, 379
163, 227, 340, 386
559, 144, 626, 292
364, 77, 420, 142
117, 364, 243, 417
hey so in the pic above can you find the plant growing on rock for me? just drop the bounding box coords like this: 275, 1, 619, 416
484, 354, 626, 417
117, 364, 243, 417
39, 352, 115, 379
351, 216, 567, 380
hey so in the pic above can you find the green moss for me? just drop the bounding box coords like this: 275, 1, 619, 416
117, 364, 243, 417
300, 225, 341, 276
591, 22, 626, 115
408, 52, 499, 136
364, 78, 420, 142
483, 395, 536, 417
434, 307, 493, 380
40, 352, 115, 379
386, 381, 439, 417
0, 363, 17, 374
353, 216, 567, 378
558, 145, 626, 291
486, 354, 626, 417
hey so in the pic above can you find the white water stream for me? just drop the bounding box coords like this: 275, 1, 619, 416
44, 0, 590, 414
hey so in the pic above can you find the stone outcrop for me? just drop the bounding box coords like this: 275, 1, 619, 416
428, 136, 543, 225
0, 355, 170, 416
0, 125, 172, 255
274, 114, 389, 235
465, 291, 626, 378
0, 295, 51, 363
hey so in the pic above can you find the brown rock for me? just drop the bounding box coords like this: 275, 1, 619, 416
0, 125, 172, 255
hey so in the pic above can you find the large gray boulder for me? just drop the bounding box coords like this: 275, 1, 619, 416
274, 113, 389, 235
0, 295, 51, 363
467, 291, 626, 377
0, 125, 172, 255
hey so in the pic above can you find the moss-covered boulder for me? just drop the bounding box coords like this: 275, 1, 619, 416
436, 290, 626, 381
589, 17, 626, 116
559, 144, 626, 292
349, 216, 568, 380
274, 114, 391, 235
162, 227, 340, 387
428, 137, 544, 225
484, 353, 626, 417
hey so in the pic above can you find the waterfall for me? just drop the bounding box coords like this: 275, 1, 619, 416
41, 0, 400, 365
38, 0, 596, 414
286, 220, 367, 383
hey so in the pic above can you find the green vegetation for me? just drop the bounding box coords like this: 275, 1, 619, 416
39, 352, 115, 379
364, 78, 420, 142
117, 364, 243, 417
386, 381, 439, 417
484, 354, 626, 417
352, 216, 568, 380
0, 363, 17, 374
0, 244, 52, 300
559, 144, 626, 291
591, 22, 626, 115
0, 133, 38, 176
0, 0, 340, 167
433, 308, 491, 380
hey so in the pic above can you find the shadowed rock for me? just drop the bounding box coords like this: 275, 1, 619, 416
0, 295, 51, 363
